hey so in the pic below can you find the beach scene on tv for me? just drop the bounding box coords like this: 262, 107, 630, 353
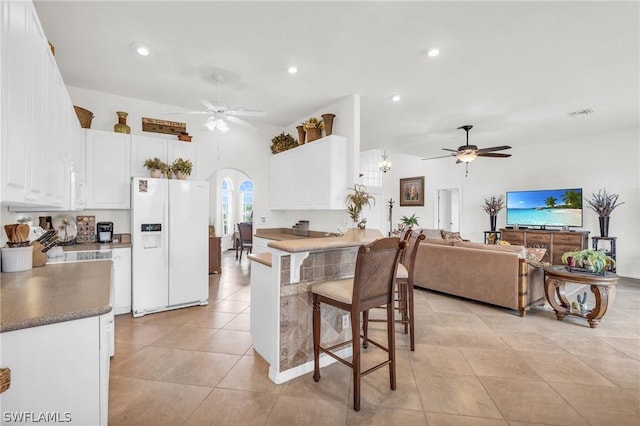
506, 188, 583, 227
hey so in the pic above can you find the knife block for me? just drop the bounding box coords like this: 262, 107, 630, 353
31, 242, 47, 267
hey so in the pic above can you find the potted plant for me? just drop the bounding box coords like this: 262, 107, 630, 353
270, 132, 298, 154
586, 189, 624, 237
143, 157, 167, 178
482, 195, 505, 232
399, 214, 419, 229
302, 117, 324, 142
171, 158, 193, 180
561, 249, 615, 273
346, 184, 375, 229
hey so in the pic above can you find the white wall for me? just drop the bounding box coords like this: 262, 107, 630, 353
379, 127, 639, 278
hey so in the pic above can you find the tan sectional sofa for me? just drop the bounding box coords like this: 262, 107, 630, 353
413, 237, 545, 316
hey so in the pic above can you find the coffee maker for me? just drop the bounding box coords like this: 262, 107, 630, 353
97, 222, 114, 243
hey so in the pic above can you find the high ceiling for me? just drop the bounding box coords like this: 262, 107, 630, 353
34, 1, 639, 158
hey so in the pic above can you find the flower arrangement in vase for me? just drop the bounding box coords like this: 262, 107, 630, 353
482, 195, 505, 232
144, 157, 168, 178
346, 184, 375, 229
586, 189, 624, 237
302, 117, 324, 142
171, 158, 193, 180
270, 132, 298, 154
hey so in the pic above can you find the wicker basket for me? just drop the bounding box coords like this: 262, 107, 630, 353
0, 368, 11, 394
73, 106, 94, 129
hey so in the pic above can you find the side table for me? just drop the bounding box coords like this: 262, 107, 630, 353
543, 265, 618, 328
484, 231, 501, 244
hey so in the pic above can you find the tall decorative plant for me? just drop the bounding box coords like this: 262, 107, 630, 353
482, 195, 505, 232
346, 184, 375, 229
586, 189, 624, 237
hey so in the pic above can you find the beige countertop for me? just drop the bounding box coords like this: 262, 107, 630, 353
0, 261, 112, 333
247, 252, 272, 267
266, 229, 384, 253
255, 228, 335, 241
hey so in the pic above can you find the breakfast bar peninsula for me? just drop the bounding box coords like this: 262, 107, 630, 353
248, 228, 383, 384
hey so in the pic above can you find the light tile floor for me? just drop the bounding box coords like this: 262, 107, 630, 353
110, 252, 640, 425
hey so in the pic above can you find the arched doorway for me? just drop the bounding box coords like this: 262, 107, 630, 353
208, 168, 253, 250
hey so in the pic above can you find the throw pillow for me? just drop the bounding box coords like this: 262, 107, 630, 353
422, 228, 443, 239
441, 230, 463, 241
526, 247, 547, 263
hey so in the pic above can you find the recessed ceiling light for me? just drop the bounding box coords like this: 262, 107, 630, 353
427, 48, 440, 57
391, 95, 401, 102
131, 43, 150, 56
288, 66, 298, 74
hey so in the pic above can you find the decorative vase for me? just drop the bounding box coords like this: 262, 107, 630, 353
149, 169, 162, 178
599, 216, 609, 237
296, 125, 306, 145
306, 128, 322, 142
114, 111, 131, 134
489, 215, 497, 232
176, 172, 187, 180
321, 113, 336, 136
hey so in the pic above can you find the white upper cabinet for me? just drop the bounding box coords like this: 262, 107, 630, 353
131, 134, 198, 179
1, 0, 79, 208
270, 135, 348, 210
85, 129, 131, 209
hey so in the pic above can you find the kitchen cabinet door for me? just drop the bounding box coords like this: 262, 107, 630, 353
113, 247, 132, 314
269, 135, 348, 210
168, 140, 198, 179
131, 135, 198, 179
0, 316, 103, 425
85, 129, 131, 209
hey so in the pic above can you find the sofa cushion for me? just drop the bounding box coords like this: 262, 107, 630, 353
453, 240, 527, 258
441, 230, 463, 240
422, 238, 456, 246
421, 228, 443, 239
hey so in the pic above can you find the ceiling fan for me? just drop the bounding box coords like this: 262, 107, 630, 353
422, 125, 512, 176
166, 75, 266, 133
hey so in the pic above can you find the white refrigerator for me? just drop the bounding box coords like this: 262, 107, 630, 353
131, 177, 209, 317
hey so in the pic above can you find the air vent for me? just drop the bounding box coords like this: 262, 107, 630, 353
567, 108, 594, 118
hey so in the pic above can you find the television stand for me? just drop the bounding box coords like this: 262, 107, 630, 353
500, 228, 589, 264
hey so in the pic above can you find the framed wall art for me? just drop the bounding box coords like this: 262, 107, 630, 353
399, 176, 425, 206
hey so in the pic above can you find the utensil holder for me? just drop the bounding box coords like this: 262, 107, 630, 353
1, 246, 33, 272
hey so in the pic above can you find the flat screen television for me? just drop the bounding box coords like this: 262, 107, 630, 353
506, 188, 583, 228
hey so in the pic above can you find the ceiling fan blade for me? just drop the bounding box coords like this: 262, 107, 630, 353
477, 152, 512, 158
227, 115, 257, 129
476, 145, 512, 153
199, 99, 228, 112
422, 153, 456, 160
226, 108, 267, 117
442, 148, 458, 153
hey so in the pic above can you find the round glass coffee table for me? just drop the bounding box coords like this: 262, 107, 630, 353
543, 265, 618, 328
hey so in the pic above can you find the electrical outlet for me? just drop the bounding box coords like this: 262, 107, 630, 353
342, 314, 350, 328
260, 216, 267, 224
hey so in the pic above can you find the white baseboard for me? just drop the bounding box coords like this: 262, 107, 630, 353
268, 347, 353, 384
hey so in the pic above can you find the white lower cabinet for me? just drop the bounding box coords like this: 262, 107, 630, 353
113, 247, 132, 314
85, 129, 131, 209
0, 315, 110, 425
270, 135, 348, 210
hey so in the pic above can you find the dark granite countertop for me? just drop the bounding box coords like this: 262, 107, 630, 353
0, 261, 112, 333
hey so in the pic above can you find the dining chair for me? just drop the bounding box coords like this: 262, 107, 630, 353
311, 237, 405, 411
236, 222, 253, 261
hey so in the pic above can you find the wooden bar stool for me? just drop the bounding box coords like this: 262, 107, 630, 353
311, 237, 405, 411
364, 230, 425, 351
